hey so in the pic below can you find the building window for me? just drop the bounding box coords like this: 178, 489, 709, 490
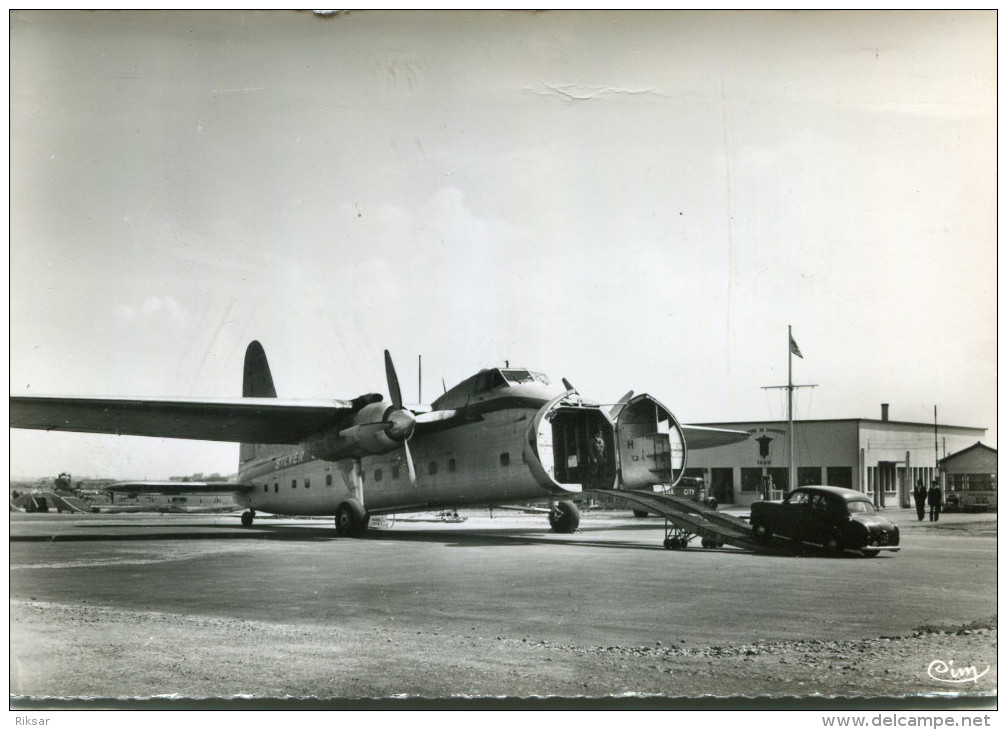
375, 469, 383, 482
292, 479, 297, 489
428, 461, 438, 476
740, 468, 763, 493
767, 467, 790, 493
798, 467, 822, 487
826, 467, 853, 489
448, 458, 456, 473
500, 452, 510, 467
326, 474, 333, 487
392, 466, 400, 480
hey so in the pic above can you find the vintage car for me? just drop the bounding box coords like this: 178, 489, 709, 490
749, 485, 900, 556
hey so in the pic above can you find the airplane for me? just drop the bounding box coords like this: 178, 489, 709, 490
9, 341, 749, 536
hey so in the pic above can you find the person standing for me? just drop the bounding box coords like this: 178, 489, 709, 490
589, 428, 606, 489
927, 479, 943, 522
913, 480, 928, 521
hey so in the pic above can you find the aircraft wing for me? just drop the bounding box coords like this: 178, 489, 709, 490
681, 424, 751, 450
9, 395, 366, 444
106, 481, 255, 494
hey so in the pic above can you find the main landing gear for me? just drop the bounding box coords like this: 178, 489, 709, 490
241, 509, 255, 527
335, 499, 370, 537
548, 500, 581, 533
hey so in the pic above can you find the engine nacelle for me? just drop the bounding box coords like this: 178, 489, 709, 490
302, 400, 413, 461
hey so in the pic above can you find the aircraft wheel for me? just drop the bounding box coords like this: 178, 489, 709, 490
335, 500, 369, 537
241, 511, 254, 527
548, 501, 580, 533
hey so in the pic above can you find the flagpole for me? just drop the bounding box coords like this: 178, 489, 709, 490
788, 325, 794, 494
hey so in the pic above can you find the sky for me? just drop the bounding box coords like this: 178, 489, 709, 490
9, 10, 997, 479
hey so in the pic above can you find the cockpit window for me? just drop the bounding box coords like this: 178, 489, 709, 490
501, 369, 550, 386
474, 370, 509, 393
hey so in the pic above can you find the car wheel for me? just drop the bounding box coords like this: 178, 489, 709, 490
752, 522, 771, 544
823, 535, 843, 556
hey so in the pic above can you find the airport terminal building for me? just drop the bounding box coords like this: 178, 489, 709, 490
684, 405, 987, 508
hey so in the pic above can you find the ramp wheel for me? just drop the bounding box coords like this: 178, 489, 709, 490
241, 511, 254, 527
632, 509, 649, 518
663, 537, 686, 550
701, 538, 724, 548
549, 501, 580, 533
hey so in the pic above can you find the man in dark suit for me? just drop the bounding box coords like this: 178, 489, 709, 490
927, 480, 943, 522
913, 480, 928, 521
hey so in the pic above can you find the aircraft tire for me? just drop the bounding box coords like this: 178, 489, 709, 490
241, 511, 254, 527
548, 500, 580, 533
335, 500, 369, 537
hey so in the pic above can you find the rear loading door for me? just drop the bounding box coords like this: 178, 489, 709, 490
613, 394, 686, 490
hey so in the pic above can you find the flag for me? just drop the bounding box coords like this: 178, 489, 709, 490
790, 334, 803, 359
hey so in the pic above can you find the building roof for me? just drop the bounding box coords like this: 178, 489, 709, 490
693, 418, 985, 432
938, 441, 997, 465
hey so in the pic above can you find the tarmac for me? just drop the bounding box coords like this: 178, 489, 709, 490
9, 507, 997, 702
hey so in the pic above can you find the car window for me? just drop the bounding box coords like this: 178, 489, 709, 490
847, 500, 877, 515
787, 491, 809, 505
810, 495, 829, 512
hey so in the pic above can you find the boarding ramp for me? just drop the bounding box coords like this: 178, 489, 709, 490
582, 488, 781, 553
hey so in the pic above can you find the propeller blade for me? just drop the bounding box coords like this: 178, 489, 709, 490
610, 390, 634, 418
403, 439, 417, 487
384, 350, 403, 409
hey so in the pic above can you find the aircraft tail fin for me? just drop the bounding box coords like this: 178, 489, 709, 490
243, 341, 277, 398
241, 341, 276, 465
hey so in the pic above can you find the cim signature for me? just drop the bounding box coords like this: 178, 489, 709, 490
927, 659, 990, 684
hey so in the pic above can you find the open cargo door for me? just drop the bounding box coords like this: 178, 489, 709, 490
613, 394, 686, 489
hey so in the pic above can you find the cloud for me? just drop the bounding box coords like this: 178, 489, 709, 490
114, 295, 186, 323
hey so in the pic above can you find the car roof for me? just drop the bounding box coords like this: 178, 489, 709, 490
794, 485, 872, 502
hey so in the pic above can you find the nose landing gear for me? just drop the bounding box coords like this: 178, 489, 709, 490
548, 500, 581, 533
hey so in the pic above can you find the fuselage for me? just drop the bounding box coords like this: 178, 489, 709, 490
235, 367, 685, 517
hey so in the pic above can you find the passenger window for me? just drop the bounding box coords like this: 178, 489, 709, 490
274, 483, 278, 493
263, 484, 268, 493
500, 453, 510, 467
375, 469, 383, 482
428, 462, 438, 476
448, 458, 456, 473
292, 479, 297, 489
392, 466, 400, 479
305, 477, 310, 489
326, 474, 332, 486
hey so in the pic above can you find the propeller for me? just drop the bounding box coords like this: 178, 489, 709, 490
384, 350, 417, 486
610, 390, 634, 418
